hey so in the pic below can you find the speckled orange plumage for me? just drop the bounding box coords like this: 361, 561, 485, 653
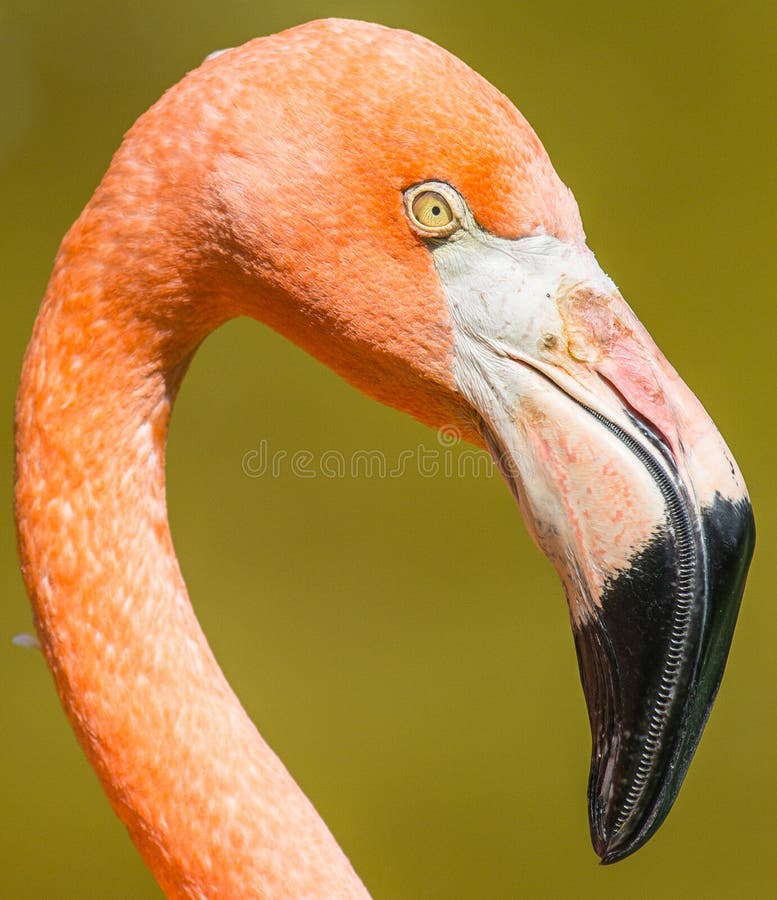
15, 19, 582, 898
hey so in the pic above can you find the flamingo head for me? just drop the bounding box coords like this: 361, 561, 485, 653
109, 19, 753, 862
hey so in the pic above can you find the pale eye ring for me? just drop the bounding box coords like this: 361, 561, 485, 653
404, 182, 463, 238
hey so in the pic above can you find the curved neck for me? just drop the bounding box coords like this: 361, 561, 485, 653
15, 241, 369, 897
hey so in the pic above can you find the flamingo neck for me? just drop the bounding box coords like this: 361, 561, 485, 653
14, 243, 369, 898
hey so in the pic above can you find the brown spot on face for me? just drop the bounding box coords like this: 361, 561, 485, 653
557, 284, 631, 363
515, 395, 554, 443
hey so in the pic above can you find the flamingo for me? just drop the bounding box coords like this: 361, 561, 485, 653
14, 18, 754, 898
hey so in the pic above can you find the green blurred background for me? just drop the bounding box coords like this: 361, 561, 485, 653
1, 1, 774, 897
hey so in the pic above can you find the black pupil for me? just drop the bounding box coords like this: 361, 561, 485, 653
431, 205, 441, 216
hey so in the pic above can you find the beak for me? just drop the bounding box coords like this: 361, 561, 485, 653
433, 230, 755, 861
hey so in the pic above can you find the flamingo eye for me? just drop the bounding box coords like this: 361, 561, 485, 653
412, 191, 452, 227
404, 183, 463, 237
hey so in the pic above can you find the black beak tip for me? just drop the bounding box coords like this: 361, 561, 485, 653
596, 834, 640, 866
580, 494, 754, 867
590, 810, 646, 865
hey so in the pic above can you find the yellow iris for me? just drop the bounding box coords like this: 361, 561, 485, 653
411, 191, 454, 229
